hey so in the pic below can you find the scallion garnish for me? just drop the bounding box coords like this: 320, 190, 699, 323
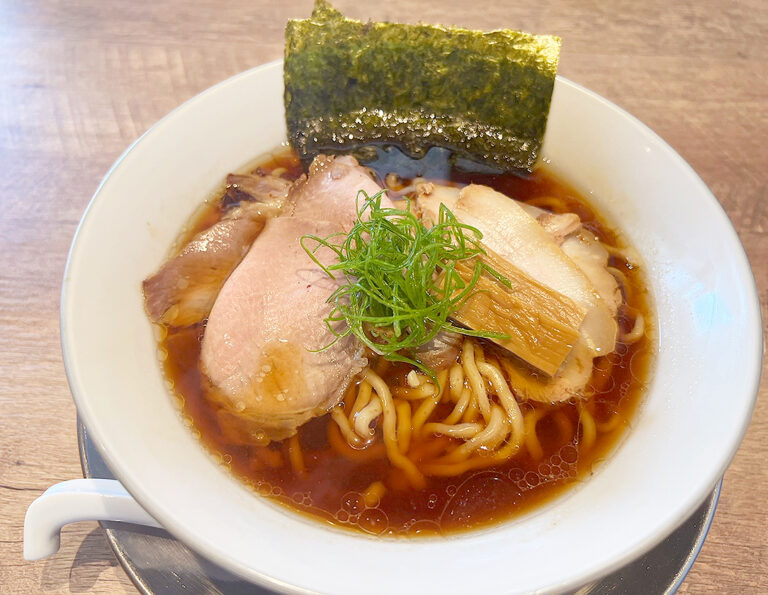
301, 189, 508, 379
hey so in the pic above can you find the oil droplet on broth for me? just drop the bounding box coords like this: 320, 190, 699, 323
406, 519, 442, 536
341, 492, 364, 515
357, 508, 389, 535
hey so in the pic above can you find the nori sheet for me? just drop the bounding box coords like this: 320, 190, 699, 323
284, 1, 561, 173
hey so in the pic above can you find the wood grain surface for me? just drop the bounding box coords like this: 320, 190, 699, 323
1, 0, 766, 593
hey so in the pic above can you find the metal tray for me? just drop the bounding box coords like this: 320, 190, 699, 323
78, 422, 720, 594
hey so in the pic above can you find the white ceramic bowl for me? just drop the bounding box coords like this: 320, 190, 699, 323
59, 60, 761, 593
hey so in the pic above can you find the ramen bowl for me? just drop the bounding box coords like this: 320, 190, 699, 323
38, 61, 762, 593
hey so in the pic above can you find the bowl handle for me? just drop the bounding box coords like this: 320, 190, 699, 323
23, 478, 161, 560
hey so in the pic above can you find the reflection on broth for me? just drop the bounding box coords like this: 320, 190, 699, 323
150, 148, 654, 536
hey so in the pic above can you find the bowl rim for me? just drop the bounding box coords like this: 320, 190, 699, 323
61, 60, 763, 594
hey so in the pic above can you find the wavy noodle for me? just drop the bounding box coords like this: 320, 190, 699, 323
421, 422, 483, 440
440, 406, 508, 463
287, 434, 305, 475
484, 355, 502, 371
412, 370, 448, 435
420, 436, 521, 476
354, 396, 383, 438
395, 400, 412, 453
443, 386, 471, 425
362, 481, 387, 508
349, 380, 373, 421
462, 341, 491, 421
621, 311, 645, 345
364, 368, 425, 489
462, 391, 481, 423
477, 362, 524, 449
578, 402, 597, 452
474, 342, 486, 363
524, 408, 547, 461
392, 383, 438, 400
327, 421, 386, 461
331, 406, 363, 447
449, 363, 464, 402
407, 436, 453, 463
341, 381, 358, 416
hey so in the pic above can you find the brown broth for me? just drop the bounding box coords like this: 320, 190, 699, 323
159, 148, 655, 537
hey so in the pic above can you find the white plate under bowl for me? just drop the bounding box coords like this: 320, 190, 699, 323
61, 60, 761, 594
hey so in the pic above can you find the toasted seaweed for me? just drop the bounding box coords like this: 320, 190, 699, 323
284, 1, 561, 172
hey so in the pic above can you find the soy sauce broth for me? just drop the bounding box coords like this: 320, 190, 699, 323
158, 147, 655, 536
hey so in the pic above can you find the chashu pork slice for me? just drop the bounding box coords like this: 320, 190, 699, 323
143, 173, 291, 327
417, 182, 619, 403
418, 183, 617, 356
288, 155, 393, 230
144, 202, 267, 327
200, 216, 366, 442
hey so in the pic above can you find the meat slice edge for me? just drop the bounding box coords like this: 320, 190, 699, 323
288, 155, 394, 230
143, 202, 268, 327
223, 172, 292, 212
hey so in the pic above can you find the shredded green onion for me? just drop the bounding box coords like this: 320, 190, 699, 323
301, 189, 508, 379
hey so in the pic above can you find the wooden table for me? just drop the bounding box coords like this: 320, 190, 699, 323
1, 1, 765, 592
